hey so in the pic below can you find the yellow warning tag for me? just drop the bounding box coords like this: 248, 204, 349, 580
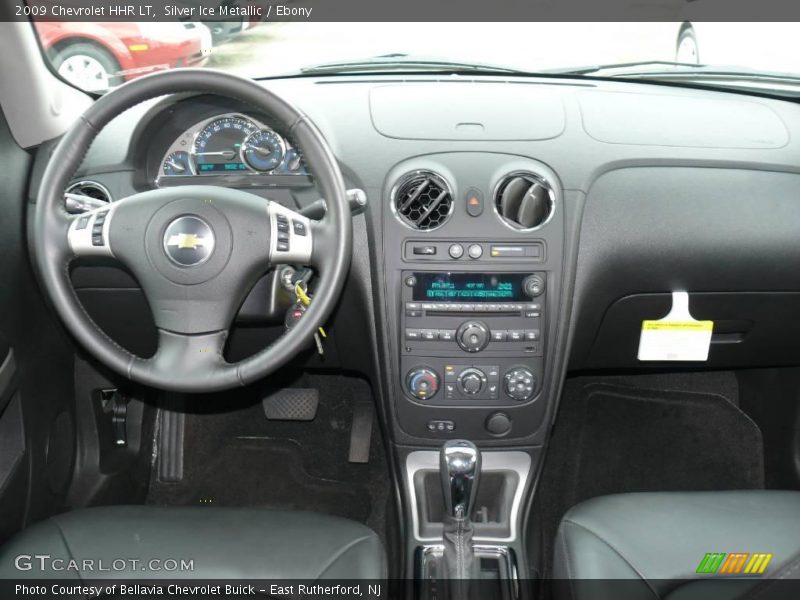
638, 292, 714, 362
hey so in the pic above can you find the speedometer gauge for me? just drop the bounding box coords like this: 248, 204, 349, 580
241, 130, 285, 172
193, 116, 258, 173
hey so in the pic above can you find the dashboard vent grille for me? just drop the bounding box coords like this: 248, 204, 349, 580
494, 172, 554, 230
64, 181, 112, 214
392, 171, 453, 231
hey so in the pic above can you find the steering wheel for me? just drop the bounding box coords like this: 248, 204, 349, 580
33, 69, 352, 393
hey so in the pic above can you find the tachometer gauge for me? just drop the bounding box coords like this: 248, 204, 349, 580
193, 116, 258, 173
241, 130, 286, 172
162, 151, 194, 176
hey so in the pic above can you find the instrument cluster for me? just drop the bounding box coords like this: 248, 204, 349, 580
156, 112, 308, 182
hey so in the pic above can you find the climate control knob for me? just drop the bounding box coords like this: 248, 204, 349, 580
458, 368, 487, 395
503, 367, 536, 401
406, 367, 440, 400
456, 320, 490, 353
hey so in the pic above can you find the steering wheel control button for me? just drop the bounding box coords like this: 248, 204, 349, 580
275, 215, 290, 251
268, 203, 312, 264
504, 367, 536, 401
523, 274, 546, 298
448, 243, 464, 259
467, 243, 483, 259
486, 413, 512, 436
465, 188, 484, 217
292, 220, 307, 236
76, 215, 91, 230
456, 320, 491, 353
163, 216, 215, 267
406, 367, 440, 400
89, 209, 110, 246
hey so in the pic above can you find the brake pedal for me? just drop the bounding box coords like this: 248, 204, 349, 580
262, 388, 319, 421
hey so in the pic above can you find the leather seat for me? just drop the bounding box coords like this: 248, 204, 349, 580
554, 491, 800, 600
0, 506, 385, 580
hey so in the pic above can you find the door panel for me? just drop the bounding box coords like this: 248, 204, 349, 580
0, 109, 76, 543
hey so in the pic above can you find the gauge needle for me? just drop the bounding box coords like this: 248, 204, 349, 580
195, 150, 237, 158
166, 160, 185, 172
244, 144, 271, 156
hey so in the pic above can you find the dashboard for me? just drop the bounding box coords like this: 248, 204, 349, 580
37, 73, 800, 449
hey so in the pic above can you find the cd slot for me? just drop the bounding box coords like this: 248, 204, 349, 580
427, 309, 520, 317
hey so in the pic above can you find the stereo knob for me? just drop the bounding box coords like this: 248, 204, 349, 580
456, 320, 490, 353
522, 275, 545, 298
458, 368, 487, 395
503, 367, 536, 401
406, 367, 440, 400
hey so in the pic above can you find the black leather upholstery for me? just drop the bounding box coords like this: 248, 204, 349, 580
554, 491, 800, 600
0, 506, 385, 580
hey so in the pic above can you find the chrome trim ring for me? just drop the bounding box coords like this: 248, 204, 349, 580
491, 170, 556, 233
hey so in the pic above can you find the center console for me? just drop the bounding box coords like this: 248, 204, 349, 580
381, 153, 565, 444
378, 153, 566, 589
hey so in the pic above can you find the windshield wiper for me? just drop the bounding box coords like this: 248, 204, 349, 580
547, 60, 705, 76
552, 60, 800, 83
300, 54, 528, 75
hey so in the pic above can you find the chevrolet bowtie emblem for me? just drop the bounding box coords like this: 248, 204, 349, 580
167, 233, 207, 250
163, 216, 215, 267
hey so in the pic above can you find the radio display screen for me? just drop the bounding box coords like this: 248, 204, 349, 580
412, 273, 527, 302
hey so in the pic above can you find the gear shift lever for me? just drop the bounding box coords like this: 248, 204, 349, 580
439, 440, 481, 588
440, 439, 481, 518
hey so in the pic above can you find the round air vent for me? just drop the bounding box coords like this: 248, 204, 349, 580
391, 171, 453, 231
494, 172, 554, 230
64, 181, 112, 214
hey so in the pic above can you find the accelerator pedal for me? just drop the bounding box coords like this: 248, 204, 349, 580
262, 388, 319, 421
158, 407, 185, 483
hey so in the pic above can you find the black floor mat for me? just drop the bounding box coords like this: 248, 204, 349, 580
533, 374, 765, 582
146, 373, 390, 538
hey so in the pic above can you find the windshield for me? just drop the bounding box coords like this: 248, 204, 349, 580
32, 21, 800, 93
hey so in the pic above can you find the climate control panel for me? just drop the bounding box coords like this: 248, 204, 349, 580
402, 360, 540, 405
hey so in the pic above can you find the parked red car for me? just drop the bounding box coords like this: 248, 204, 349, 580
34, 22, 212, 92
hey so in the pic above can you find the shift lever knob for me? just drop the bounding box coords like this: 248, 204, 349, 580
440, 439, 481, 518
